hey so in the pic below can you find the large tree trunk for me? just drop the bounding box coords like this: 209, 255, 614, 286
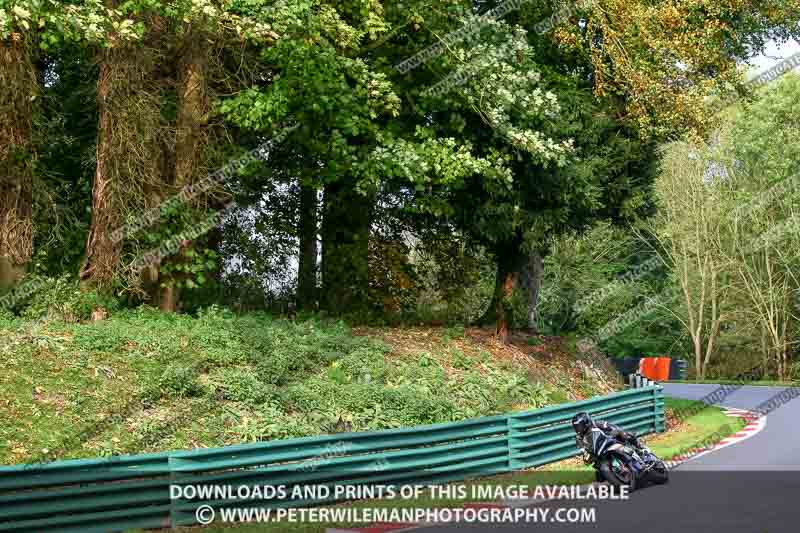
487, 240, 527, 344
83, 7, 163, 293
494, 265, 517, 344
160, 27, 208, 312
477, 246, 538, 337
297, 184, 318, 311
0, 36, 36, 289
321, 179, 373, 315
80, 51, 125, 288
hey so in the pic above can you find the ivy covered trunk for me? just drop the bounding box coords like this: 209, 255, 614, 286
297, 184, 318, 310
160, 27, 208, 312
321, 179, 373, 315
0, 36, 36, 289
81, 48, 124, 289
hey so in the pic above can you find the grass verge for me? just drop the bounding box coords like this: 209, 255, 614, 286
646, 397, 747, 461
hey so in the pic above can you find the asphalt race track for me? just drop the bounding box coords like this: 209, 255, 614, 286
417, 384, 800, 533
662, 384, 800, 471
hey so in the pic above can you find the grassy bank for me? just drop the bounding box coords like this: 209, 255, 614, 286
0, 309, 618, 464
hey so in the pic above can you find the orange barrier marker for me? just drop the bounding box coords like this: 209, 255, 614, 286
654, 357, 671, 381
638, 357, 670, 381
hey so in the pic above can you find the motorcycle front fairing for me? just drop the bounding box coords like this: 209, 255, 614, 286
588, 428, 645, 474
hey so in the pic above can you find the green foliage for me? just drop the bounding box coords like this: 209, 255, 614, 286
208, 367, 276, 404
18, 275, 121, 322
534, 223, 682, 358
724, 73, 800, 182
154, 364, 202, 399
333, 347, 389, 384
238, 316, 375, 385
229, 402, 319, 442
441, 324, 466, 343
0, 305, 15, 323
640, 76, 800, 379
129, 207, 223, 293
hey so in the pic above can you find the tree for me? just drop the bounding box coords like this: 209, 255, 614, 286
220, 1, 401, 316
0, 27, 36, 288
646, 142, 734, 379
297, 174, 318, 311
219, 1, 661, 330
1, 0, 142, 289
78, 0, 277, 299
521, 249, 545, 331
401, 12, 658, 342
561, 0, 800, 138
59, 0, 157, 289
157, 13, 211, 311
714, 74, 800, 380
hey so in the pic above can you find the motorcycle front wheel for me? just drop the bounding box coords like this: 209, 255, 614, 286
647, 461, 670, 485
599, 455, 637, 491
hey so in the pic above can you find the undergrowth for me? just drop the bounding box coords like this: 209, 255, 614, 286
0, 306, 557, 464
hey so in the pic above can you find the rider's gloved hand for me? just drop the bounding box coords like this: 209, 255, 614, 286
622, 432, 640, 446
611, 430, 636, 445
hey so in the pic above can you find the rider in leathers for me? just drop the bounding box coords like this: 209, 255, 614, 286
572, 412, 641, 449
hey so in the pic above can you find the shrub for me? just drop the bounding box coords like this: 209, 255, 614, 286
335, 347, 389, 384
19, 275, 121, 322
0, 307, 14, 323
245, 319, 385, 385
449, 348, 471, 370
232, 403, 319, 441
441, 325, 466, 343
388, 355, 447, 391
279, 377, 457, 432
209, 367, 275, 404
155, 365, 202, 399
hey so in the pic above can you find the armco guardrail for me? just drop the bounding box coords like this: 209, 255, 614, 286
0, 386, 664, 532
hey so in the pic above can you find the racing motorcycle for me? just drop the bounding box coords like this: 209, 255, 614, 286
575, 422, 669, 490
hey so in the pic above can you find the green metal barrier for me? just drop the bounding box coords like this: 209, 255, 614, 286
0, 386, 664, 532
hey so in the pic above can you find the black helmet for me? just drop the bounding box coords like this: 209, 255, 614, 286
572, 412, 593, 435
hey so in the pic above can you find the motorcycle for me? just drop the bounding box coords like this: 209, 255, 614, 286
575, 425, 669, 490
